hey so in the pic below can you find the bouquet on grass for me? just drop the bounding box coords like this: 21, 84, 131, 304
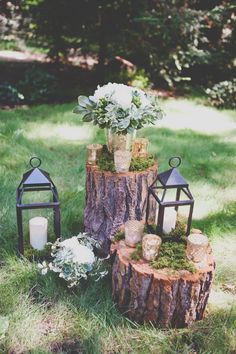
73, 83, 164, 135
38, 233, 108, 288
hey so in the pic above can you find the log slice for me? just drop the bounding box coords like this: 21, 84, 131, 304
112, 240, 215, 328
84, 163, 157, 255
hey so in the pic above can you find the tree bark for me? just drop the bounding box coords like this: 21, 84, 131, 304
112, 240, 215, 328
84, 163, 158, 255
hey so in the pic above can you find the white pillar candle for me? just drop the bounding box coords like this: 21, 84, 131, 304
187, 233, 209, 263
29, 217, 48, 250
163, 208, 177, 234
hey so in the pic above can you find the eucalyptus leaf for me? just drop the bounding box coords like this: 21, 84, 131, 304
82, 113, 94, 122
73, 105, 87, 114
78, 95, 91, 108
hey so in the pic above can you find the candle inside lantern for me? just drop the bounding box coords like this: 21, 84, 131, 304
29, 217, 48, 250
187, 233, 209, 263
114, 150, 132, 173
132, 138, 149, 158
163, 208, 177, 234
142, 234, 162, 261
87, 144, 103, 165
125, 220, 144, 247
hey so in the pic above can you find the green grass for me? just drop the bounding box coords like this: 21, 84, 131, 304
0, 98, 236, 353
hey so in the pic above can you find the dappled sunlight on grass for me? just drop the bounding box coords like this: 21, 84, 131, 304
191, 182, 236, 219
24, 122, 95, 144
209, 289, 236, 310
159, 99, 236, 135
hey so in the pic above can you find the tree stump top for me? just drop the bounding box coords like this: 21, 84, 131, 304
112, 240, 215, 282
86, 161, 158, 177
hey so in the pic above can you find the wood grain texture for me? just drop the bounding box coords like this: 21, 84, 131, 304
112, 240, 215, 328
84, 163, 157, 255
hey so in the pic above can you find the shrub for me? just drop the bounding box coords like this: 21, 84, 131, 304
0, 84, 24, 107
19, 67, 57, 104
206, 80, 236, 109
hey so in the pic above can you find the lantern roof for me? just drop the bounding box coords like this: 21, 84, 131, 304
19, 157, 54, 188
157, 156, 188, 188
22, 168, 51, 187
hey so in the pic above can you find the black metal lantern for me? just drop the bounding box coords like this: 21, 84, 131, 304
146, 156, 194, 238
16, 157, 61, 255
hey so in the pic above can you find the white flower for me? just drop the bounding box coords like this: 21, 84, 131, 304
93, 83, 133, 110
60, 237, 95, 265
41, 268, 48, 275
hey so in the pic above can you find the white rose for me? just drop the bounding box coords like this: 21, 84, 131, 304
112, 85, 133, 110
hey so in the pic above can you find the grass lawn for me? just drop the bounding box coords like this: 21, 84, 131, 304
0, 97, 236, 353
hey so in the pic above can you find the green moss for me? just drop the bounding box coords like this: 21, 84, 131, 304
97, 147, 155, 172
130, 243, 142, 261
97, 148, 116, 172
113, 231, 125, 242
161, 219, 187, 243
150, 242, 196, 273
24, 244, 51, 262
129, 155, 155, 171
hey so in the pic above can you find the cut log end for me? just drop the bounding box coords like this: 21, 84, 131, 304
112, 240, 215, 328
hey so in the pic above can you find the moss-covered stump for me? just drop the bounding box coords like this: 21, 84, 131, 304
84, 163, 157, 255
112, 240, 215, 328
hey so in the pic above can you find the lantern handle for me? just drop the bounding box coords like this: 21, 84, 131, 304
29, 156, 41, 168
169, 156, 181, 168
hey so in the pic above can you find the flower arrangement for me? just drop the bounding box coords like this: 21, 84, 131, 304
38, 233, 108, 288
73, 83, 164, 134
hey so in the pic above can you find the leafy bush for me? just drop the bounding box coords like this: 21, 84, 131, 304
0, 84, 24, 107
19, 67, 57, 104
206, 80, 236, 109
129, 69, 151, 90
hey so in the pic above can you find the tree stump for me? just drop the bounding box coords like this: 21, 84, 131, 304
84, 163, 157, 255
112, 240, 215, 328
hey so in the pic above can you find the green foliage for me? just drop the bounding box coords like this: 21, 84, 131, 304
113, 231, 125, 242
97, 149, 116, 172
130, 243, 142, 261
24, 243, 51, 262
162, 219, 188, 243
151, 242, 196, 273
129, 69, 151, 90
19, 66, 57, 104
206, 79, 236, 109
98, 149, 155, 173
0, 84, 24, 106
129, 155, 155, 171
73, 84, 164, 135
